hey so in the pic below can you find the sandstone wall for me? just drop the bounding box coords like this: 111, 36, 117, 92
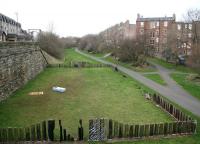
0, 42, 47, 101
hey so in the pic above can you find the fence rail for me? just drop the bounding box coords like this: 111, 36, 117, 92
47, 62, 111, 68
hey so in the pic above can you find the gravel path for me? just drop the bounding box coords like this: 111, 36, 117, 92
76, 49, 200, 117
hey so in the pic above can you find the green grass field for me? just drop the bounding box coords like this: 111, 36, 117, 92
64, 48, 100, 64
171, 73, 200, 100
0, 68, 173, 138
143, 74, 167, 85
0, 48, 199, 143
149, 58, 197, 73
104, 56, 156, 73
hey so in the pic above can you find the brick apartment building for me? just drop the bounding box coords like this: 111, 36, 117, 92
136, 13, 194, 58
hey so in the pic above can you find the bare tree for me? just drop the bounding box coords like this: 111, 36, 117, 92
37, 32, 65, 59
116, 38, 146, 66
184, 9, 200, 22
184, 9, 200, 72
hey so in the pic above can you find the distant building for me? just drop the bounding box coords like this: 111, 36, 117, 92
0, 13, 32, 42
136, 13, 194, 57
136, 13, 176, 56
100, 20, 136, 48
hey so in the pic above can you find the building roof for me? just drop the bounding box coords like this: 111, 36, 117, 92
137, 17, 175, 22
0, 13, 21, 27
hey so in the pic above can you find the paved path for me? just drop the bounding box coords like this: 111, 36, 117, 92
76, 49, 200, 117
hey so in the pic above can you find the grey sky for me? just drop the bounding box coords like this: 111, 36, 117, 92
1, 0, 200, 37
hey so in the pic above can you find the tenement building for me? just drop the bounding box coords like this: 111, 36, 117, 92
100, 20, 136, 47
0, 13, 31, 42
136, 14, 176, 56
136, 13, 193, 57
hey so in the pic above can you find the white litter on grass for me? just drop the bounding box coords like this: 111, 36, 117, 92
103, 53, 111, 58
52, 86, 66, 93
29, 91, 44, 96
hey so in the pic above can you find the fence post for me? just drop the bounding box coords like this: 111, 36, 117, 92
42, 121, 47, 141
118, 123, 123, 138
63, 129, 67, 141
59, 120, 63, 142
31, 125, 36, 141
145, 124, 150, 137
158, 123, 164, 135
125, 124, 129, 137
8, 127, 14, 142
139, 125, 144, 137
14, 128, 19, 141
168, 123, 173, 135
48, 119, 55, 141
192, 120, 197, 134
164, 123, 169, 136
134, 125, 139, 137
78, 119, 84, 141
108, 119, 112, 139
25, 127, 30, 141
19, 128, 24, 141
129, 125, 133, 138
36, 123, 41, 141
154, 124, 159, 135
2, 128, 8, 142
0, 128, 2, 143
150, 124, 154, 136
114, 121, 119, 137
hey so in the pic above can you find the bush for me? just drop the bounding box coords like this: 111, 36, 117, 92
116, 39, 146, 66
37, 32, 65, 59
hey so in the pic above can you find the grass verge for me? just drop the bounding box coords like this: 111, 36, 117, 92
143, 74, 167, 86
171, 73, 200, 100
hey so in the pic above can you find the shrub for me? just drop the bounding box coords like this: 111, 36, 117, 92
37, 32, 64, 59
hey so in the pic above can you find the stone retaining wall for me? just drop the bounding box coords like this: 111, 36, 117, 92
0, 42, 47, 101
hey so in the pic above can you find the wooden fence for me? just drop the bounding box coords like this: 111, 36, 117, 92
47, 62, 111, 68
88, 94, 197, 141
152, 94, 196, 122
0, 119, 84, 143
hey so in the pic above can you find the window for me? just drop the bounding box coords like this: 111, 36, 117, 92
156, 21, 159, 27
156, 38, 159, 43
150, 22, 156, 28
150, 32, 155, 37
185, 24, 188, 29
140, 22, 144, 27
150, 40, 154, 45
156, 30, 159, 35
177, 24, 181, 30
164, 21, 168, 27
188, 33, 192, 38
189, 24, 192, 30
140, 29, 144, 34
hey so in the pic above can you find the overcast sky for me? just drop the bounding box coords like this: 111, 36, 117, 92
1, 0, 200, 37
